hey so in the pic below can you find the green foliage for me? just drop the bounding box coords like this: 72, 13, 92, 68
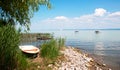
0, 0, 51, 30
40, 39, 59, 59
58, 38, 65, 48
40, 38, 65, 59
0, 25, 27, 70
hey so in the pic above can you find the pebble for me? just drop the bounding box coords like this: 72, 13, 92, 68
53, 47, 110, 70
37, 66, 40, 68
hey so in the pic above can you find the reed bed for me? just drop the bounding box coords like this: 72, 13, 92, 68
0, 25, 27, 70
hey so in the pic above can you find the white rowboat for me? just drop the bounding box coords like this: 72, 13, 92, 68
19, 45, 40, 54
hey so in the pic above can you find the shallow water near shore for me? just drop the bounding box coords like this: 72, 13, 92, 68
23, 29, 120, 70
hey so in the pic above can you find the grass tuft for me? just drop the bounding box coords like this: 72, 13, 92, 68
40, 39, 59, 59
40, 38, 65, 59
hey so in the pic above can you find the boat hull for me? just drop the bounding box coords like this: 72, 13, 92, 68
19, 45, 40, 58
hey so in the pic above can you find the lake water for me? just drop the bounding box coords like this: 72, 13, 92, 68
23, 30, 120, 70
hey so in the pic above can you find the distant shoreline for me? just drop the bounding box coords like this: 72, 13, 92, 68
63, 29, 120, 31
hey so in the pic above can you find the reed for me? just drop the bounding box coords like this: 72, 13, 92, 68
0, 25, 27, 70
58, 38, 65, 48
40, 39, 59, 59
40, 37, 65, 59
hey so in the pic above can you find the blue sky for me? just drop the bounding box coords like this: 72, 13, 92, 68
30, 0, 120, 32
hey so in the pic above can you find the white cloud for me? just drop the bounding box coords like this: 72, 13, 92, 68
42, 16, 69, 23
94, 8, 107, 16
54, 16, 68, 20
30, 8, 120, 31
108, 11, 120, 17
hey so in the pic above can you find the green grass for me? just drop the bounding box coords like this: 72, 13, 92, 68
58, 38, 65, 48
28, 38, 65, 70
0, 25, 27, 70
40, 39, 59, 59
40, 38, 65, 59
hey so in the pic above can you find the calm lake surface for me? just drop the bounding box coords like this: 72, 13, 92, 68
23, 30, 120, 70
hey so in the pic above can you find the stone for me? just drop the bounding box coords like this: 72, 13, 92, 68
52, 47, 109, 70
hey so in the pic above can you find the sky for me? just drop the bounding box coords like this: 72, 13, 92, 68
30, 0, 120, 32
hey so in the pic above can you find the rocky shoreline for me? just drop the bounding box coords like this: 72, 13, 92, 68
30, 46, 112, 70
49, 47, 111, 70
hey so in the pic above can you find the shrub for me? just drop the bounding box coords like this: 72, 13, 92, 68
0, 25, 27, 70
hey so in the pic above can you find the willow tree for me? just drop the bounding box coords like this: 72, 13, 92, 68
0, 0, 51, 29
0, 0, 51, 70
